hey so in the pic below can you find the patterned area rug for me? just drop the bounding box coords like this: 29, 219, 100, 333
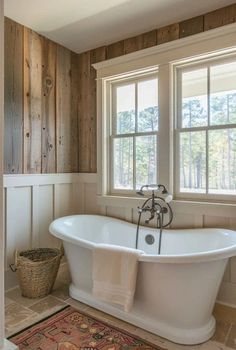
9, 306, 165, 350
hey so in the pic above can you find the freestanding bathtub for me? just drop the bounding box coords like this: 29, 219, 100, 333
49, 215, 236, 345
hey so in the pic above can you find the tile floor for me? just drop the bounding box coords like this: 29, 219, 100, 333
5, 265, 236, 350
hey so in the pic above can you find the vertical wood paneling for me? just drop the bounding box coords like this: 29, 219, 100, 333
204, 4, 236, 31
70, 52, 79, 172
4, 175, 78, 290
57, 183, 74, 216
84, 183, 100, 214
157, 23, 179, 44
56, 46, 72, 173
23, 28, 42, 173
203, 215, 230, 228
124, 30, 157, 54
78, 46, 106, 173
42, 39, 56, 173
38, 185, 58, 248
78, 51, 91, 172
179, 16, 204, 38
106, 41, 124, 59
124, 35, 144, 54
5, 18, 79, 175
142, 30, 157, 49
4, 18, 23, 174
5, 4, 236, 175
106, 206, 126, 220
6, 187, 31, 266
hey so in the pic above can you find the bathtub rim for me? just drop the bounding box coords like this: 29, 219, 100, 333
49, 214, 236, 264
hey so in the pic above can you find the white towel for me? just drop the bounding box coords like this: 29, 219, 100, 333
92, 244, 144, 312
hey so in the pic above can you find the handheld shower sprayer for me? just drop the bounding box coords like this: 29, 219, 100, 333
135, 184, 173, 254
136, 184, 172, 203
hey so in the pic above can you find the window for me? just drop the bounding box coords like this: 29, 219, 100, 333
111, 75, 158, 193
176, 58, 236, 197
95, 25, 236, 204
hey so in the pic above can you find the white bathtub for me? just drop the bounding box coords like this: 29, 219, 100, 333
49, 214, 236, 345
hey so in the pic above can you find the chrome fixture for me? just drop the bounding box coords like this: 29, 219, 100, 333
136, 184, 173, 254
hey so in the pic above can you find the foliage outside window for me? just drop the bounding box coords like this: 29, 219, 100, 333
111, 76, 158, 193
177, 59, 236, 197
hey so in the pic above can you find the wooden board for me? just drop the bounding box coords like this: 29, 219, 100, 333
78, 51, 91, 172
124, 35, 144, 54
142, 30, 157, 49
106, 41, 124, 59
70, 52, 79, 172
23, 28, 42, 174
179, 16, 204, 38
204, 4, 236, 31
56, 45, 72, 173
4, 18, 23, 174
157, 23, 179, 44
42, 39, 56, 173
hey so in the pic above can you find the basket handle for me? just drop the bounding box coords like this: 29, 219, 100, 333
9, 250, 18, 272
59, 243, 64, 257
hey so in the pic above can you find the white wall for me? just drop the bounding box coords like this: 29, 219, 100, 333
4, 174, 79, 290
4, 172, 236, 308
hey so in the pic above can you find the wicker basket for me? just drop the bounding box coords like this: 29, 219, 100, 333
12, 247, 63, 298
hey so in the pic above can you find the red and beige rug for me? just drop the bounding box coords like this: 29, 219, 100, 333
9, 306, 165, 350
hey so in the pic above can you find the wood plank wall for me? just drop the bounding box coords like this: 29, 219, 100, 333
4, 17, 79, 174
78, 3, 236, 173
4, 4, 236, 174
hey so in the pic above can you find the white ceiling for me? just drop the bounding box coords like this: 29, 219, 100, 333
4, 0, 236, 54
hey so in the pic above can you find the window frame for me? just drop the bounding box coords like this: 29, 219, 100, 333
94, 22, 236, 206
109, 72, 159, 196
174, 54, 236, 202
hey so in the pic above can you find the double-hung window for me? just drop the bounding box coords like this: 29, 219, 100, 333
95, 26, 236, 204
110, 74, 158, 194
176, 57, 236, 198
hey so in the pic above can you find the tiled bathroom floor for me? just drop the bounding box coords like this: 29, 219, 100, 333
5, 265, 236, 350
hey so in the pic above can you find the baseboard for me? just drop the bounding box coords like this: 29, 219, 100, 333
2, 339, 18, 350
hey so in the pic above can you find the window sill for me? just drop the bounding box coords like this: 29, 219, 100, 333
97, 194, 236, 219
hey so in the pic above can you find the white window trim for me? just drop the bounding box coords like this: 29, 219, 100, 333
93, 22, 236, 207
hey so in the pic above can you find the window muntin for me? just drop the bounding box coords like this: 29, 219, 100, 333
177, 58, 236, 197
111, 75, 158, 192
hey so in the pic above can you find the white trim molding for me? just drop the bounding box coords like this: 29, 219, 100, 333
93, 22, 236, 73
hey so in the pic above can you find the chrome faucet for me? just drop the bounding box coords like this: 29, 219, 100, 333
136, 184, 173, 254
137, 184, 172, 224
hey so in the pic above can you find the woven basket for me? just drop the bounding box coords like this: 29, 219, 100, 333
13, 247, 63, 298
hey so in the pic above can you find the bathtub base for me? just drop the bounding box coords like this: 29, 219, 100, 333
69, 284, 216, 345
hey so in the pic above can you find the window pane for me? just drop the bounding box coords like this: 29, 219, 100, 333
182, 69, 208, 128
113, 138, 133, 189
138, 79, 158, 132
136, 135, 157, 189
116, 84, 135, 134
210, 62, 236, 125
209, 129, 236, 194
180, 131, 206, 192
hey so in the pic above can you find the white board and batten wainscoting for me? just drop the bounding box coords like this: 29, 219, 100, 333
4, 173, 236, 308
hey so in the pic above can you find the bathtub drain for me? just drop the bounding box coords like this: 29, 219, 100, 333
145, 234, 155, 245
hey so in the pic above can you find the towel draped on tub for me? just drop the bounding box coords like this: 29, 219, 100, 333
92, 244, 144, 312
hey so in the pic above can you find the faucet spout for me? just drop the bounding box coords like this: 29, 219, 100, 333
145, 213, 155, 224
